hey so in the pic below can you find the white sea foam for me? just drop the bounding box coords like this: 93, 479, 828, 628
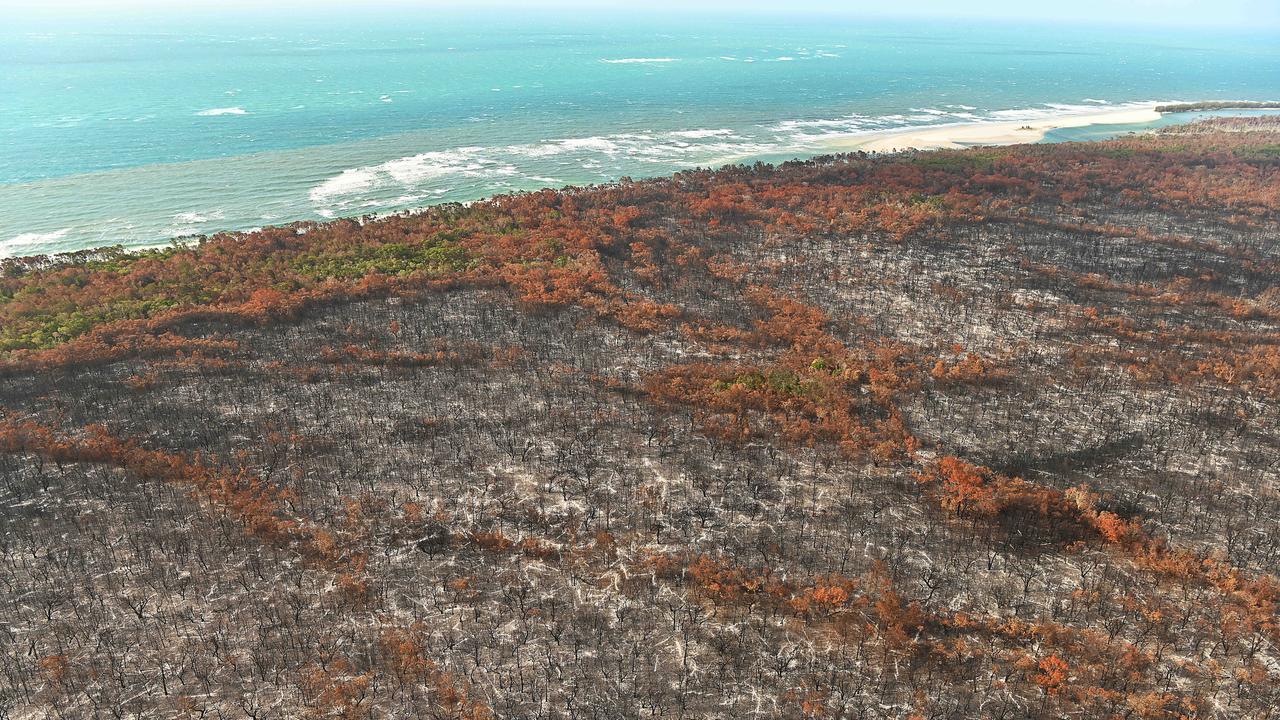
777, 110, 969, 143
306, 125, 790, 216
172, 210, 225, 225
987, 107, 1061, 120
769, 115, 870, 134
601, 57, 678, 64
985, 101, 1155, 123
390, 195, 426, 205
196, 107, 247, 116
309, 168, 379, 203
1, 229, 72, 257
34, 116, 86, 129
669, 128, 735, 139
163, 210, 226, 238
5, 228, 71, 246
559, 137, 625, 152
382, 151, 516, 186
505, 137, 623, 158
309, 149, 519, 212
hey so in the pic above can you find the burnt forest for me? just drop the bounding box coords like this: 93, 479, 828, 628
2, 116, 1279, 719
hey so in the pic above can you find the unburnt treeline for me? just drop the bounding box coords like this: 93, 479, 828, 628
1, 117, 1279, 718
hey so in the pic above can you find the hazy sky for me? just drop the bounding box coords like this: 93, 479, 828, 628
8, 0, 1280, 29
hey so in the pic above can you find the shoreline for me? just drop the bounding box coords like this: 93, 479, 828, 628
5, 100, 1269, 262
817, 103, 1165, 153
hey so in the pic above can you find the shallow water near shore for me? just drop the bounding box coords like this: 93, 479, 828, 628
3, 8, 1279, 257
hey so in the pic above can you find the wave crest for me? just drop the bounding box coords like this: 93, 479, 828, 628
601, 58, 677, 64
196, 107, 248, 116
1, 228, 71, 258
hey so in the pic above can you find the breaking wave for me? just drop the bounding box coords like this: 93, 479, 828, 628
196, 107, 248, 116
1, 228, 72, 258
306, 129, 782, 216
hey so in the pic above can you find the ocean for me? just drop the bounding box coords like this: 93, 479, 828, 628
2, 8, 1279, 257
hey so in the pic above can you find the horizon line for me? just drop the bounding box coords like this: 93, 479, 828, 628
5, 2, 1280, 33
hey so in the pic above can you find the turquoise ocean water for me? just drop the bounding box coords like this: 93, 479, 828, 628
2, 8, 1279, 257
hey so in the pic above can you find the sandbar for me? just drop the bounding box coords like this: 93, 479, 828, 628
825, 104, 1164, 153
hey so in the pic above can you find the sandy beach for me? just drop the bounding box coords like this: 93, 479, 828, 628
826, 104, 1164, 153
